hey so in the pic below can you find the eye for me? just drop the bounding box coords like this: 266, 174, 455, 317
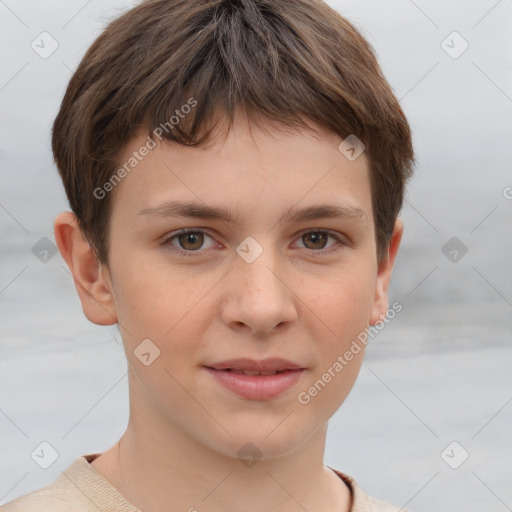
162, 228, 346, 257
294, 230, 345, 255
162, 229, 217, 256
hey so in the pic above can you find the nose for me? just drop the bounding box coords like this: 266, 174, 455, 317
220, 246, 298, 336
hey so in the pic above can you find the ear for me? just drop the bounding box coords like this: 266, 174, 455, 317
54, 211, 118, 326
368, 218, 403, 325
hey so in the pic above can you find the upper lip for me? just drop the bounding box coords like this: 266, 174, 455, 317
205, 358, 304, 372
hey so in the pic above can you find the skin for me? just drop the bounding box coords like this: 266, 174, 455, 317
54, 111, 403, 512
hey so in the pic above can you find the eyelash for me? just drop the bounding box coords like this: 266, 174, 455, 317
161, 228, 346, 258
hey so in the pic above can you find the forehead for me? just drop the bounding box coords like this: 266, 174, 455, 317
109, 115, 373, 227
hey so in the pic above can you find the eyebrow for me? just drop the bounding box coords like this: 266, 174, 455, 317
137, 200, 368, 224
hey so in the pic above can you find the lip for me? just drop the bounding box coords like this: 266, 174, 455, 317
204, 358, 306, 401
205, 368, 305, 400
206, 357, 304, 372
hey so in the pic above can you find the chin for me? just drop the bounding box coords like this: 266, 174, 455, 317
201, 417, 322, 462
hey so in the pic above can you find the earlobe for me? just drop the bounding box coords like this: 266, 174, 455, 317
54, 211, 118, 326
368, 218, 403, 325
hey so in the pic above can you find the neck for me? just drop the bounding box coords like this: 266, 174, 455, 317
91, 379, 351, 512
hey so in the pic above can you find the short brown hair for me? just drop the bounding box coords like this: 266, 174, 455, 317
52, 0, 414, 266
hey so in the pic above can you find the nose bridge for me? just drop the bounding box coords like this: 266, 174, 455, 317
236, 233, 288, 292
223, 236, 297, 334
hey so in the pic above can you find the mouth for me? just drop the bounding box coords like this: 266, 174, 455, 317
211, 368, 290, 376
205, 357, 305, 373
203, 358, 306, 400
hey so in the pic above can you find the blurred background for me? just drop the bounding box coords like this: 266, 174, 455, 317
0, 0, 511, 510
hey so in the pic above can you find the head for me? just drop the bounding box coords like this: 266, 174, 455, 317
53, 0, 414, 460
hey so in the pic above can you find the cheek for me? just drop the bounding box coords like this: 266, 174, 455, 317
303, 261, 376, 340
298, 262, 374, 406
298, 276, 371, 422
111, 255, 218, 358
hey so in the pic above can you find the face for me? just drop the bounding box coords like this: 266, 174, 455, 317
89, 114, 400, 459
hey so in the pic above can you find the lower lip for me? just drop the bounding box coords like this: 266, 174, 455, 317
204, 367, 305, 400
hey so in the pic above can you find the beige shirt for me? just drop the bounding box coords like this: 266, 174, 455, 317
0, 453, 406, 512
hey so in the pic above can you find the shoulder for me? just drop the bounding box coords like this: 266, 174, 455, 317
0, 473, 88, 512
1, 453, 139, 512
328, 466, 410, 512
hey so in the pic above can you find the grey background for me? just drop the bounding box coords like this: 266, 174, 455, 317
1, 0, 511, 510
